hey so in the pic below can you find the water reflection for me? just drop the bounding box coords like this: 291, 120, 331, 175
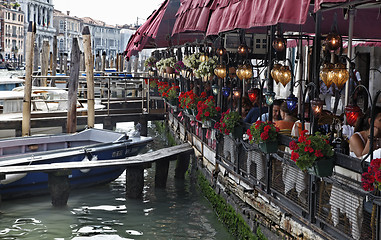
0, 122, 232, 239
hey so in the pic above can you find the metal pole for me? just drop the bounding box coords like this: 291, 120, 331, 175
345, 7, 355, 107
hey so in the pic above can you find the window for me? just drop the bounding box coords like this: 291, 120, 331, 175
59, 20, 64, 31
12, 13, 16, 21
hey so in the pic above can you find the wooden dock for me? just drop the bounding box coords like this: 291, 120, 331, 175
0, 143, 194, 206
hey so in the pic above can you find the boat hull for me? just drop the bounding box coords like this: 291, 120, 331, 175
0, 129, 152, 199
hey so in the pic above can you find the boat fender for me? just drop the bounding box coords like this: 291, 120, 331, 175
80, 155, 98, 173
1, 173, 27, 185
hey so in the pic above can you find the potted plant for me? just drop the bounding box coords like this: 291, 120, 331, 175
362, 158, 381, 191
196, 96, 221, 128
144, 56, 157, 72
247, 121, 279, 153
289, 130, 334, 177
173, 61, 185, 75
157, 81, 170, 95
214, 109, 242, 139
195, 56, 218, 80
163, 57, 176, 74
183, 53, 201, 74
162, 85, 179, 106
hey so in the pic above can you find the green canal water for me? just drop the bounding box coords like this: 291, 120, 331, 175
0, 122, 233, 239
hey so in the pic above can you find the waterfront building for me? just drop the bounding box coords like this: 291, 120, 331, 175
0, 2, 25, 65
82, 17, 121, 60
52, 9, 82, 55
18, 0, 56, 51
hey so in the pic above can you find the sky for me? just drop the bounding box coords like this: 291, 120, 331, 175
54, 0, 165, 26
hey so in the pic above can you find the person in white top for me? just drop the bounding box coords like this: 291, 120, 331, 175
349, 106, 381, 158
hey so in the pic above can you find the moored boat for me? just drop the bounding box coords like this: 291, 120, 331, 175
0, 127, 152, 199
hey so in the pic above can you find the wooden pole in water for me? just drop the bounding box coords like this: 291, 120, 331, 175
101, 51, 106, 71
66, 38, 80, 133
82, 26, 95, 128
41, 40, 50, 87
52, 36, 57, 77
22, 22, 36, 137
63, 53, 68, 75
33, 43, 39, 76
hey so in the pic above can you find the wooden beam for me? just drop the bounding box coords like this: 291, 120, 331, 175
82, 26, 95, 128
0, 143, 193, 174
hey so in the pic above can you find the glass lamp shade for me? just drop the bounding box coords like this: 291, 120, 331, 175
345, 104, 362, 126
271, 64, 281, 84
278, 66, 292, 87
232, 87, 241, 98
214, 65, 227, 79
264, 91, 276, 106
216, 47, 226, 56
272, 37, 286, 52
222, 86, 230, 97
320, 63, 334, 88
311, 98, 324, 117
286, 94, 298, 112
332, 63, 349, 89
236, 65, 244, 80
325, 32, 342, 51
238, 44, 249, 55
242, 64, 253, 79
248, 88, 260, 103
212, 84, 219, 96
199, 54, 209, 62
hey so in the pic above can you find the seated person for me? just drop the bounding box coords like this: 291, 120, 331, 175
244, 97, 268, 124
257, 99, 283, 122
349, 106, 381, 158
275, 102, 297, 135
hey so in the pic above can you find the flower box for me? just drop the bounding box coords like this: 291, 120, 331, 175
259, 141, 278, 154
307, 158, 334, 177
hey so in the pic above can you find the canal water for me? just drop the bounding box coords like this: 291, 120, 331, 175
0, 122, 233, 239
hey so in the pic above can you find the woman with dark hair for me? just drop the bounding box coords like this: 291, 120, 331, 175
349, 106, 381, 158
274, 102, 297, 134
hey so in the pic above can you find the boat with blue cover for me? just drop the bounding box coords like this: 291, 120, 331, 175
0, 128, 152, 199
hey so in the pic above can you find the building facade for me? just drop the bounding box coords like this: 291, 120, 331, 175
82, 17, 121, 59
18, 0, 56, 50
0, 3, 25, 65
53, 9, 82, 55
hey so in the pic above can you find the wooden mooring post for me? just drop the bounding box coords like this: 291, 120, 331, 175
48, 170, 71, 206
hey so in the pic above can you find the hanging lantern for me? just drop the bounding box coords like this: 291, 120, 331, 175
264, 91, 276, 106
345, 104, 362, 126
216, 47, 226, 56
278, 66, 292, 87
238, 44, 249, 55
248, 88, 260, 103
236, 65, 244, 80
332, 63, 349, 89
286, 94, 298, 112
222, 86, 230, 97
272, 36, 286, 52
325, 32, 341, 51
242, 64, 253, 79
311, 98, 324, 117
199, 53, 209, 62
233, 88, 241, 99
271, 64, 282, 84
320, 63, 334, 88
212, 84, 219, 96
214, 64, 227, 79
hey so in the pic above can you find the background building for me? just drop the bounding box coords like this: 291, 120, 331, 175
18, 0, 56, 51
0, 2, 25, 66
53, 9, 82, 55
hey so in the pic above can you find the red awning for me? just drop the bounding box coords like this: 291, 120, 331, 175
126, 0, 188, 59
206, 0, 310, 36
172, 0, 214, 35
